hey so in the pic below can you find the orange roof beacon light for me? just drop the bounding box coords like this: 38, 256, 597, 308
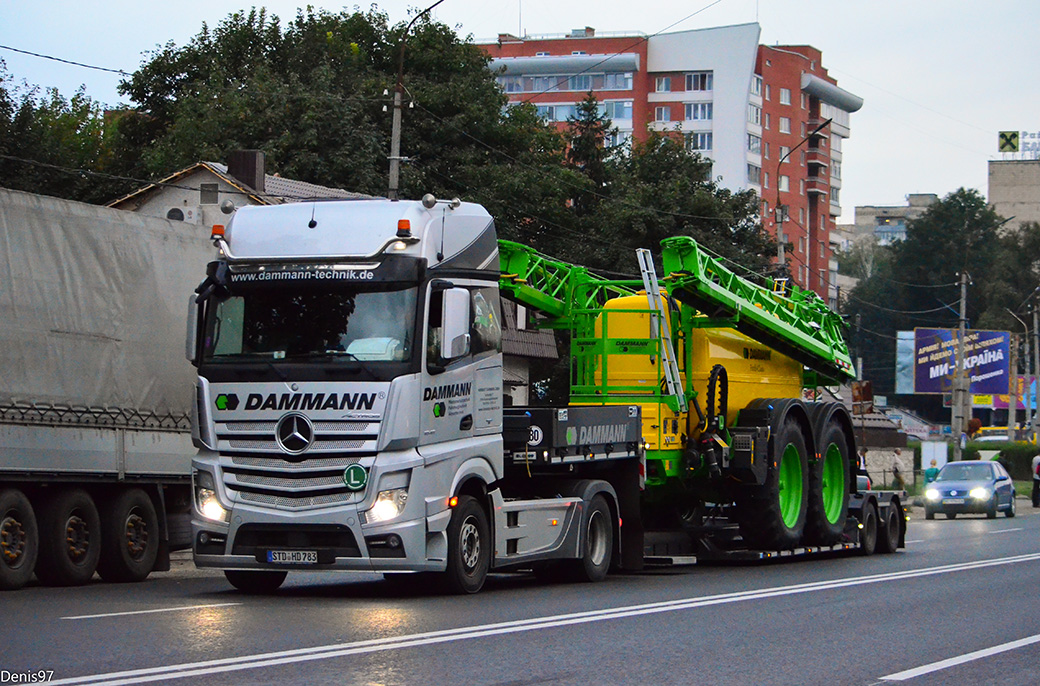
397, 219, 411, 238
210, 224, 226, 241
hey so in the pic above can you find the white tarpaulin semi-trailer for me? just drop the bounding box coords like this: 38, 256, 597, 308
0, 187, 213, 590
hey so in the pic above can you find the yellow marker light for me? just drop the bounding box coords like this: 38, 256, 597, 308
550, 519, 558, 526
448, 496, 459, 508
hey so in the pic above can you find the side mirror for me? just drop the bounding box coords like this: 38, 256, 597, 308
186, 296, 200, 364
442, 288, 471, 360
996, 474, 1009, 481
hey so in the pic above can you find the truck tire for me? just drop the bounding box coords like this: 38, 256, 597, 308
858, 503, 878, 556
876, 504, 901, 554
804, 422, 849, 546
737, 417, 808, 550
0, 489, 39, 591
564, 495, 613, 583
444, 495, 490, 594
97, 488, 160, 583
35, 489, 101, 586
224, 570, 287, 594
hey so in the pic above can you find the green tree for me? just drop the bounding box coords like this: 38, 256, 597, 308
565, 93, 615, 216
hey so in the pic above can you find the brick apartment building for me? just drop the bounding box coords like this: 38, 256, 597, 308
478, 24, 862, 304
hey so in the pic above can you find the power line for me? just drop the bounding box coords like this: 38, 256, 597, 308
0, 44, 130, 76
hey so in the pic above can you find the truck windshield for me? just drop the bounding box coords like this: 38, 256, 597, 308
201, 285, 417, 363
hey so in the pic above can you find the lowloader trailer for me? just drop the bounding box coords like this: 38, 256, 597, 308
187, 195, 904, 594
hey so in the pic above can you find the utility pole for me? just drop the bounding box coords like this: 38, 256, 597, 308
952, 271, 968, 461
1007, 334, 1018, 441
1033, 306, 1040, 440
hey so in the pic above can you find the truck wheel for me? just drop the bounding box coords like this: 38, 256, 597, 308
35, 489, 101, 586
876, 504, 901, 554
858, 503, 878, 556
224, 570, 287, 594
565, 495, 613, 583
444, 495, 490, 594
804, 423, 849, 546
0, 489, 38, 591
737, 417, 808, 550
97, 488, 160, 583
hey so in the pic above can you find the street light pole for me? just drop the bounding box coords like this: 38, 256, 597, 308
387, 0, 447, 200
952, 271, 969, 461
773, 117, 832, 278
1007, 307, 1030, 440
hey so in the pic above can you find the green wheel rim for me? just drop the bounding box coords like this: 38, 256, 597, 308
821, 443, 845, 524
778, 443, 804, 528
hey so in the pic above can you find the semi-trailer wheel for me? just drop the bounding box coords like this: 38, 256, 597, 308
564, 495, 613, 583
35, 488, 101, 586
224, 570, 287, 594
876, 504, 901, 554
0, 489, 38, 591
858, 503, 878, 556
97, 488, 160, 582
804, 422, 850, 546
737, 417, 808, 550
444, 495, 490, 594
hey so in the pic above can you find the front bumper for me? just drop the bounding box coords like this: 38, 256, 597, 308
925, 495, 996, 516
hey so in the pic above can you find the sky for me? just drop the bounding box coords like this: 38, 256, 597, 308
2, 0, 1038, 223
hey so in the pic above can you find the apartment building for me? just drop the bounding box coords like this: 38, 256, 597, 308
478, 24, 862, 302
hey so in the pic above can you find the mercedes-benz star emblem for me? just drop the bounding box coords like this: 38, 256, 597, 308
275, 413, 314, 455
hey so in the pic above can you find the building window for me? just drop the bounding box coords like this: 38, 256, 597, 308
535, 51, 550, 56
751, 75, 762, 96
764, 172, 769, 189
497, 75, 523, 93
655, 106, 671, 122
779, 175, 790, 192
764, 142, 770, 159
764, 113, 771, 130
831, 161, 841, 179
799, 179, 805, 195
747, 104, 761, 125
572, 51, 587, 55
747, 133, 762, 154
656, 76, 671, 92
801, 122, 808, 137
800, 265, 807, 282
200, 183, 219, 205
779, 117, 791, 134
779, 145, 790, 162
800, 151, 806, 166
801, 93, 808, 109
685, 102, 713, 121
799, 207, 806, 224
820, 242, 826, 258
780, 88, 791, 105
831, 187, 840, 204
747, 164, 762, 185
686, 132, 713, 151
601, 73, 632, 90
764, 84, 771, 101
686, 71, 713, 91
568, 74, 592, 91
799, 237, 806, 253
603, 100, 633, 120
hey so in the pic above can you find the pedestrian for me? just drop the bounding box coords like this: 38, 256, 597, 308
892, 463, 905, 491
924, 459, 939, 483
1032, 450, 1040, 508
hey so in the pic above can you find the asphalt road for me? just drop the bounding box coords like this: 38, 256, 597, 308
3, 506, 1040, 686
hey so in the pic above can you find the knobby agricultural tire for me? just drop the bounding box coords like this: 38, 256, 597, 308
737, 417, 809, 550
224, 570, 287, 594
35, 488, 101, 586
97, 488, 160, 583
804, 422, 850, 546
876, 503, 901, 554
858, 503, 878, 556
444, 495, 490, 594
564, 495, 613, 583
0, 489, 39, 591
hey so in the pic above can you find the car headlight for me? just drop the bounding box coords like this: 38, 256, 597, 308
194, 470, 229, 522
925, 488, 940, 501
368, 488, 409, 523
969, 487, 991, 500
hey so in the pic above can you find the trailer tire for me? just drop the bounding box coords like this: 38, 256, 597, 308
737, 417, 808, 550
224, 570, 287, 594
877, 504, 901, 554
0, 489, 38, 591
35, 489, 101, 586
804, 422, 850, 546
444, 495, 490, 594
858, 503, 878, 556
564, 495, 613, 583
97, 488, 160, 583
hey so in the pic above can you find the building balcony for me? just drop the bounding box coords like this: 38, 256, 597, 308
806, 177, 829, 197
806, 149, 829, 169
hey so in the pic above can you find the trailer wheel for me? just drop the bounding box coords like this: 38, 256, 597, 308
224, 569, 287, 594
737, 417, 808, 550
804, 423, 850, 546
565, 495, 613, 583
35, 489, 101, 586
876, 504, 901, 554
0, 489, 38, 591
444, 495, 490, 594
97, 488, 160, 583
858, 503, 878, 556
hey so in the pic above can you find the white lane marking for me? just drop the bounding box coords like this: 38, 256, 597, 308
990, 528, 1023, 534
904, 539, 924, 544
48, 552, 1040, 686
881, 633, 1040, 681
62, 603, 242, 620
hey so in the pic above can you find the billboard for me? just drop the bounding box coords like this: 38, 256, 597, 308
912, 328, 1010, 395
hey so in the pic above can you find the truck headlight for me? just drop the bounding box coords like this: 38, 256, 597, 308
969, 487, 991, 500
925, 488, 940, 501
194, 470, 229, 522
368, 488, 409, 523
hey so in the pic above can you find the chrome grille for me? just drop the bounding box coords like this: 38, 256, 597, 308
226, 438, 367, 451
231, 455, 362, 470
239, 491, 360, 508
234, 473, 347, 489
